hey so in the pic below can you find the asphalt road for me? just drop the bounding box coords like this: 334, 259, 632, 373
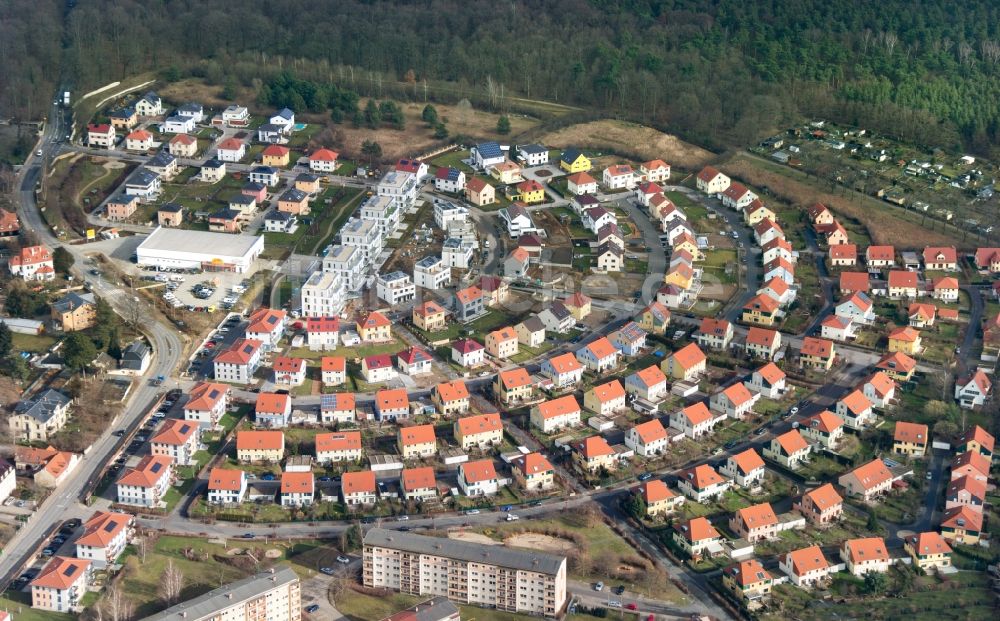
0, 100, 185, 588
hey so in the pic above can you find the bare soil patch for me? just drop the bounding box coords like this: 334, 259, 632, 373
722, 154, 964, 248
504, 533, 575, 554
542, 120, 714, 170
448, 531, 500, 546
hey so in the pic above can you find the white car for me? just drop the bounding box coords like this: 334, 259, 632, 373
505, 514, 519, 521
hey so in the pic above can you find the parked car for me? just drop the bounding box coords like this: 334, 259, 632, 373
304, 604, 320, 614
465, 509, 480, 515
594, 582, 604, 592
336, 555, 351, 564
637, 473, 653, 481
320, 567, 335, 575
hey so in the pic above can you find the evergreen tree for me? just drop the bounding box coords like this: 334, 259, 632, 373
361, 139, 383, 165
421, 104, 438, 125
433, 123, 449, 139
63, 332, 98, 372
107, 327, 122, 360
622, 492, 646, 520
364, 99, 382, 129
0, 322, 12, 358
496, 115, 511, 135
52, 247, 74, 276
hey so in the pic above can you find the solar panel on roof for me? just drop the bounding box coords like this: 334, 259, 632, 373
208, 389, 219, 398
103, 521, 117, 532
180, 424, 191, 434
63, 565, 78, 577
151, 463, 162, 473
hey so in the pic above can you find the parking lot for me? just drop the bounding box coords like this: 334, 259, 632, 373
134, 267, 257, 311
186, 313, 250, 380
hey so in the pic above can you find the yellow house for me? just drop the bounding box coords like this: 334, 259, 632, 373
398, 424, 438, 459
722, 559, 773, 610
357, 311, 392, 342
511, 453, 555, 491
742, 294, 780, 327
432, 380, 470, 416
454, 413, 503, 450
236, 431, 285, 463
638, 302, 671, 334
888, 326, 921, 355
572, 435, 616, 474
509, 180, 545, 205
799, 337, 836, 371
490, 160, 522, 185
904, 532, 952, 571
744, 201, 775, 225
261, 145, 291, 167
412, 301, 448, 332
641, 480, 684, 517
495, 367, 534, 404
664, 263, 694, 290
564, 292, 592, 320
465, 177, 496, 206
892, 422, 929, 457
559, 149, 591, 173
485, 327, 519, 359
661, 343, 707, 381
672, 234, 701, 260
51, 293, 97, 332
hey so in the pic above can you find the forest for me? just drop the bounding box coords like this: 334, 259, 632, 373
6, 0, 1000, 155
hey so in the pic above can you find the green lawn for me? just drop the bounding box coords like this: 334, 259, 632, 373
0, 590, 73, 621
336, 589, 565, 621
764, 570, 995, 621
12, 333, 58, 353
430, 149, 474, 174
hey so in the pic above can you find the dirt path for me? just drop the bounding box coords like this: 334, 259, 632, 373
448, 532, 500, 546
75, 160, 126, 206
303, 191, 366, 256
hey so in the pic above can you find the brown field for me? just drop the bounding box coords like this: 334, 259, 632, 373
505, 533, 575, 554
721, 154, 965, 248
159, 79, 537, 160
541, 120, 715, 170
330, 98, 537, 161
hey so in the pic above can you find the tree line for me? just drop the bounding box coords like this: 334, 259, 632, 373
9, 1, 1000, 156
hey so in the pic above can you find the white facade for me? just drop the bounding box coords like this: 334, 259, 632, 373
136, 227, 263, 273
361, 194, 403, 238
376, 172, 418, 208
376, 272, 416, 305
413, 255, 451, 289
340, 218, 383, 267
300, 271, 345, 317
433, 199, 469, 230
442, 237, 475, 269
323, 244, 366, 294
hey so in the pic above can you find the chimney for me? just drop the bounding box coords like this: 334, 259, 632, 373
226, 593, 233, 600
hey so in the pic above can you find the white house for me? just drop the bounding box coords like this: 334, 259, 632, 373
74, 512, 132, 569
955, 370, 991, 409
835, 292, 875, 324
213, 338, 264, 384
624, 419, 669, 457
206, 468, 248, 505
433, 167, 466, 193
458, 460, 502, 497
603, 164, 636, 190
669, 402, 717, 439
116, 455, 173, 508
709, 383, 759, 420
745, 362, 786, 398
471, 141, 505, 169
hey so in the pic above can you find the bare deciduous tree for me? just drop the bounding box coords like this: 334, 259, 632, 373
159, 559, 185, 606
103, 584, 133, 621
958, 41, 974, 65
982, 40, 1000, 65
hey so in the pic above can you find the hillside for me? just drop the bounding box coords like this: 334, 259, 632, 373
7, 1, 1000, 157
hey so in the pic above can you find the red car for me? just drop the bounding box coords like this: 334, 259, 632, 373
626, 604, 637, 611
204, 341, 216, 348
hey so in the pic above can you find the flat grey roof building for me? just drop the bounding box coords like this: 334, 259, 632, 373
138, 567, 299, 621
364, 528, 565, 575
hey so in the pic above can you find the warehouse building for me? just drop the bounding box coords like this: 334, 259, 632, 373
135, 227, 264, 273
